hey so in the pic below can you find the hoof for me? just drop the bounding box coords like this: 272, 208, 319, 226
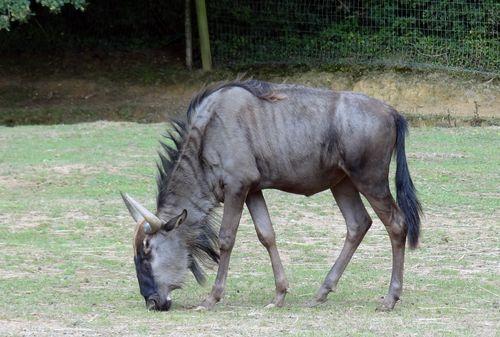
375, 295, 398, 311
265, 297, 286, 309
309, 287, 330, 308
307, 298, 327, 308
269, 292, 286, 308
376, 304, 394, 312
195, 297, 217, 311
264, 303, 276, 309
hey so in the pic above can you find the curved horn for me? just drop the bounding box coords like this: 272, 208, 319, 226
120, 192, 144, 223
120, 193, 164, 234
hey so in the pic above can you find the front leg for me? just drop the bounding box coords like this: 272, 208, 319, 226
198, 187, 247, 309
246, 191, 289, 307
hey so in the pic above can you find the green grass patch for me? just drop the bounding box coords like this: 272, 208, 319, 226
0, 123, 498, 336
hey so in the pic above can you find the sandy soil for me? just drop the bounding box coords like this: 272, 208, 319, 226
0, 54, 498, 125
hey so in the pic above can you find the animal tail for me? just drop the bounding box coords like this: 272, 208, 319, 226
393, 113, 422, 249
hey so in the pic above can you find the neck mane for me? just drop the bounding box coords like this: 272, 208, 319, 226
155, 119, 220, 284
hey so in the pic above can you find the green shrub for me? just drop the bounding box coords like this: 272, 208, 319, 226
208, 0, 499, 73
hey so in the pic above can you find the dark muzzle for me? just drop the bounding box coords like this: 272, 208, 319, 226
146, 294, 172, 311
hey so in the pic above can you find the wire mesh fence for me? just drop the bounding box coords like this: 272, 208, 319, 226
207, 0, 499, 74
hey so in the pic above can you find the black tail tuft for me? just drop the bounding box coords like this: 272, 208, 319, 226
394, 113, 422, 249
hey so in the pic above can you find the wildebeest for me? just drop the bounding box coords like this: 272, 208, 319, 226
121, 79, 422, 311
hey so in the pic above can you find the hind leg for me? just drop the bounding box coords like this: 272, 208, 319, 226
312, 178, 372, 305
363, 192, 406, 311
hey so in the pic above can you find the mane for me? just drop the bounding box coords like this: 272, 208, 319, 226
185, 78, 286, 123
154, 78, 284, 283
156, 78, 285, 208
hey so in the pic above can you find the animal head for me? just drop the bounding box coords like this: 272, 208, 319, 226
121, 193, 219, 311
122, 193, 193, 311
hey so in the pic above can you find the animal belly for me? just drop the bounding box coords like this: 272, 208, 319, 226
259, 168, 345, 196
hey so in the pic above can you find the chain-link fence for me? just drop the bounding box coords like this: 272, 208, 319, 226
208, 1, 499, 74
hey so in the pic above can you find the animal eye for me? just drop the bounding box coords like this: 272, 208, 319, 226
141, 259, 152, 273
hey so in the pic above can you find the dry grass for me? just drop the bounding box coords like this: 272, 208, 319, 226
0, 123, 498, 336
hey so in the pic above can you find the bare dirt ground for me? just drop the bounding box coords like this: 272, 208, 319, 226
282, 71, 499, 118
0, 52, 498, 126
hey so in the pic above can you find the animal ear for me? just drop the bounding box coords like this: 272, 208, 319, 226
176, 209, 187, 227
162, 209, 187, 231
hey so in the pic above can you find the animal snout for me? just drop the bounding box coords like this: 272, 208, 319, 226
164, 298, 172, 311
146, 295, 172, 311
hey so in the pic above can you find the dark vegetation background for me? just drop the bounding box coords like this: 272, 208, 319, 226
0, 0, 498, 126
208, 0, 499, 73
1, 0, 498, 73
0, 0, 186, 53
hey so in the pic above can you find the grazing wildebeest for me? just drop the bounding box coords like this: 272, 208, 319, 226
121, 79, 422, 312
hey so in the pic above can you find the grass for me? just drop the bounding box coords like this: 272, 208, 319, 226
0, 122, 498, 336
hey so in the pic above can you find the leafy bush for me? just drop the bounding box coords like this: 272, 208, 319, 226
0, 0, 185, 52
0, 0, 497, 74
0, 0, 86, 30
208, 0, 499, 73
